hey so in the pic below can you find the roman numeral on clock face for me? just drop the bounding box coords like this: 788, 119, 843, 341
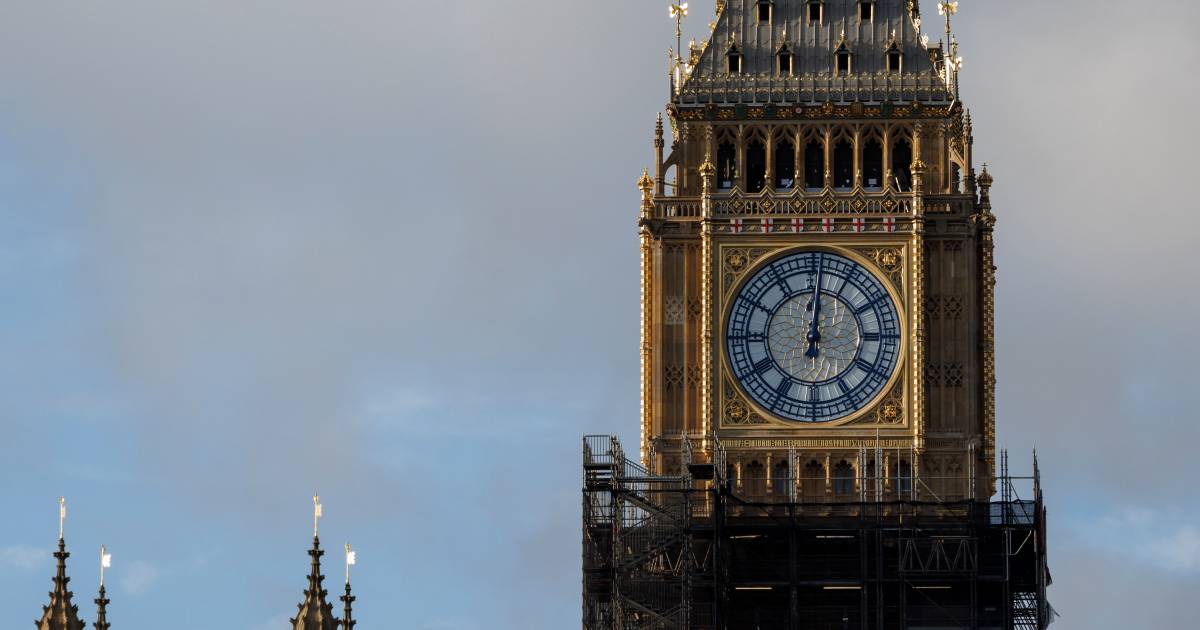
754, 357, 774, 375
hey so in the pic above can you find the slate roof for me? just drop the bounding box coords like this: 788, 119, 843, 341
677, 0, 954, 105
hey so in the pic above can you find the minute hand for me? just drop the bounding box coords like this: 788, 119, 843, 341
805, 256, 823, 358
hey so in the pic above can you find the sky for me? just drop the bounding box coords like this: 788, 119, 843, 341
0, 1, 1197, 628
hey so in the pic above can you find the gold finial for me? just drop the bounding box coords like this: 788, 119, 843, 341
313, 494, 323, 538
59, 497, 66, 541
638, 168, 654, 194
977, 164, 993, 188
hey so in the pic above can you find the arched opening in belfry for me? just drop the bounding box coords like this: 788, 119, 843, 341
833, 460, 855, 496
745, 460, 766, 498
892, 459, 912, 496
835, 45, 852, 76
803, 460, 825, 501
951, 162, 962, 193
663, 164, 678, 194
774, 136, 795, 190
717, 140, 737, 189
772, 459, 790, 499
746, 137, 767, 193
777, 45, 793, 75
833, 138, 854, 190
863, 137, 884, 191
804, 138, 824, 190
891, 137, 913, 191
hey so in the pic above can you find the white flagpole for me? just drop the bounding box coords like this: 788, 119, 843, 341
313, 494, 322, 538
100, 545, 111, 587
59, 497, 66, 540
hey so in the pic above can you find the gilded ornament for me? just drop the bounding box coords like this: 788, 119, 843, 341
878, 399, 903, 424
726, 250, 748, 273
726, 400, 748, 424
878, 249, 903, 273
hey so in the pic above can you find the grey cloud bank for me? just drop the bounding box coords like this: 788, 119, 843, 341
0, 1, 1196, 629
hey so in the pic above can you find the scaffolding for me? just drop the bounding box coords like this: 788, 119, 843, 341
583, 435, 1050, 630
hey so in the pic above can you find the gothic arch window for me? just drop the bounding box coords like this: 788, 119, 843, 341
951, 162, 962, 193
745, 460, 767, 498
891, 136, 913, 191
758, 0, 773, 23
832, 132, 854, 190
727, 44, 743, 74
860, 1, 875, 21
777, 44, 793, 75
803, 133, 825, 190
892, 459, 912, 496
774, 134, 796, 190
746, 133, 767, 193
833, 460, 855, 497
803, 460, 825, 501
717, 138, 737, 190
807, 1, 823, 24
862, 131, 884, 191
835, 43, 852, 76
886, 43, 903, 74
772, 459, 790, 497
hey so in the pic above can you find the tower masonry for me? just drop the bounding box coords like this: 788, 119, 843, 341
583, 2, 1051, 628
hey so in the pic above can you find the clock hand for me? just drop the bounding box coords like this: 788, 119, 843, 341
805, 254, 823, 358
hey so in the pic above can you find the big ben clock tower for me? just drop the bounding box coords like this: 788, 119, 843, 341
638, 0, 995, 503
583, 2, 1051, 629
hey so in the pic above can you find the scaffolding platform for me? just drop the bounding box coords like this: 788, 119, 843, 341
582, 436, 1051, 630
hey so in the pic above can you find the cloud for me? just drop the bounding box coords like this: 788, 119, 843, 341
1143, 525, 1200, 572
118, 561, 161, 596
250, 613, 291, 630
0, 545, 44, 571
1066, 507, 1200, 574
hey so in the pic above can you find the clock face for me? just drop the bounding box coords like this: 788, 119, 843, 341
725, 249, 902, 423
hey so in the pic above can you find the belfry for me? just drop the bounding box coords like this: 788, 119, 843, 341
582, 2, 1052, 628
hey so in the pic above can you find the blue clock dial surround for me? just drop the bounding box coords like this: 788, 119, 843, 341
725, 249, 902, 424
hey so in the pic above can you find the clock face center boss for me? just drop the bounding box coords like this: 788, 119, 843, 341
725, 248, 903, 424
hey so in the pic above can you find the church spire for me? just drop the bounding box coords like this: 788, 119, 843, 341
93, 546, 112, 630
341, 544, 357, 630
291, 497, 338, 630
92, 586, 110, 630
340, 581, 356, 630
37, 499, 87, 630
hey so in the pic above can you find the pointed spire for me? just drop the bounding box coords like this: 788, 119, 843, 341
340, 581, 356, 630
92, 585, 110, 630
37, 538, 87, 630
291, 536, 338, 630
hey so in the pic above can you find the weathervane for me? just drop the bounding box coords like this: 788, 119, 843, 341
938, 2, 964, 85
669, 3, 689, 76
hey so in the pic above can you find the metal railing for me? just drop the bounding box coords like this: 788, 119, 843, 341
674, 72, 953, 106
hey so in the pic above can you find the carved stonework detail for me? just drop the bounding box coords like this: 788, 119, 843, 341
686, 365, 702, 388
924, 362, 964, 388
723, 378, 766, 425
944, 296, 963, 319
850, 247, 905, 291
722, 247, 774, 291
665, 363, 684, 390
665, 295, 685, 325
925, 295, 963, 321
